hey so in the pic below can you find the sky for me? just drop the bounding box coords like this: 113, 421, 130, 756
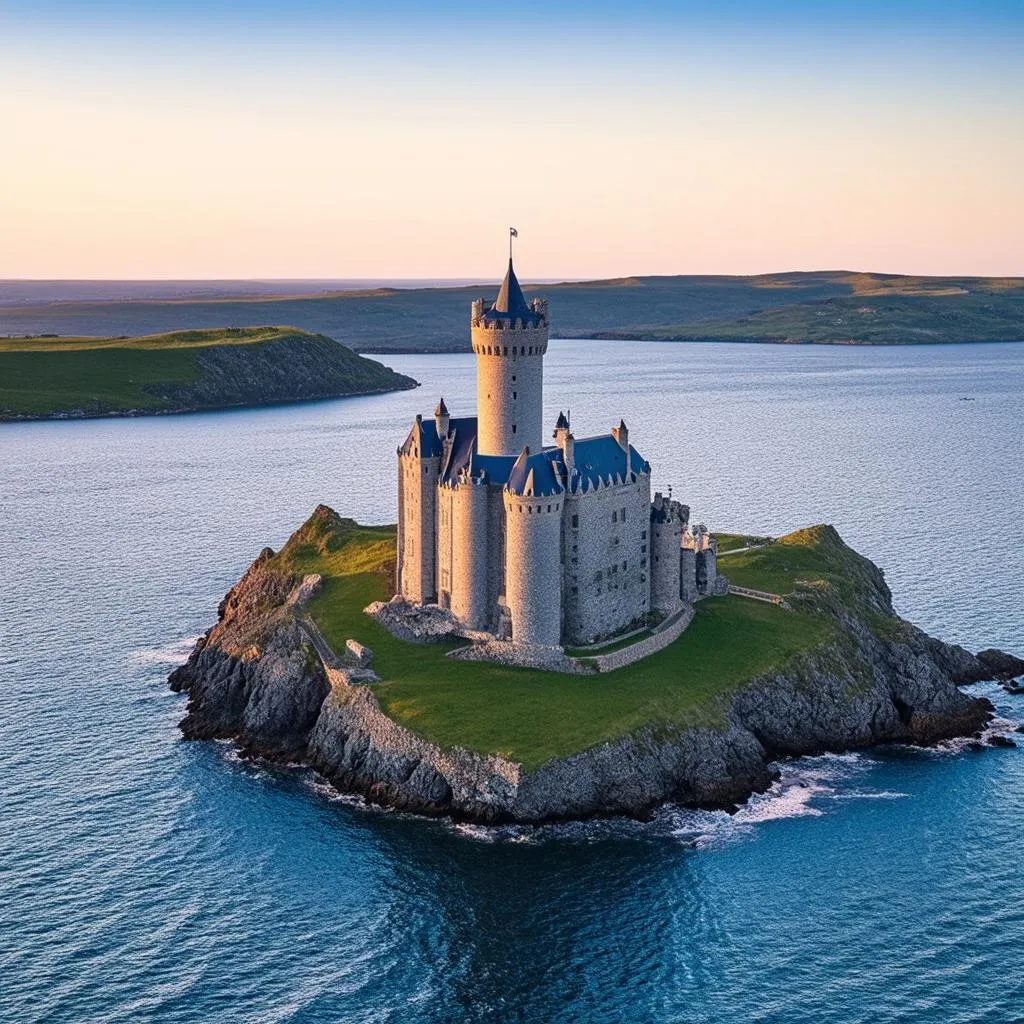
1, 1, 1022, 279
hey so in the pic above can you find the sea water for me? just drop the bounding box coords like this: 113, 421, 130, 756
0, 341, 1022, 1023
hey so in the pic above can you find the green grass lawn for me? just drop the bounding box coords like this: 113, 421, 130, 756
284, 514, 834, 769
716, 524, 881, 603
0, 326, 412, 418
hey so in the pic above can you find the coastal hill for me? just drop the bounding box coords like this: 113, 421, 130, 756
0, 326, 417, 421
3, 271, 1022, 352
168, 506, 1023, 823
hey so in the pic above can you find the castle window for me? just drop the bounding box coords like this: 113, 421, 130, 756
641, 545, 647, 554
611, 511, 618, 523
513, 391, 517, 400
512, 424, 517, 434
512, 375, 517, 382
623, 561, 628, 570
641, 530, 647, 540
547, 504, 551, 512
572, 515, 579, 529
621, 507, 627, 521
614, 537, 620, 545
571, 586, 578, 595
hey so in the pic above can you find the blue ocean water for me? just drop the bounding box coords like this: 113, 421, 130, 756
1, 340, 1022, 1023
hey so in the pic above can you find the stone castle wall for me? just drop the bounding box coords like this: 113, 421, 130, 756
451, 480, 489, 629
471, 321, 548, 456
680, 547, 699, 603
651, 517, 683, 615
504, 492, 563, 646
436, 486, 454, 607
398, 452, 438, 603
562, 473, 651, 645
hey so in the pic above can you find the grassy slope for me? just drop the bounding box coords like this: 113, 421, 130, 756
3, 271, 1021, 352
718, 525, 886, 605
0, 326, 413, 418
280, 513, 834, 769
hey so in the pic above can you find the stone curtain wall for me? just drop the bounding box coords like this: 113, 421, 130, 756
562, 473, 652, 645
471, 321, 547, 456
504, 493, 563, 646
680, 548, 699, 603
588, 605, 694, 673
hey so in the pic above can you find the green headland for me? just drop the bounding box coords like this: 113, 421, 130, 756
0, 326, 416, 421
275, 511, 846, 769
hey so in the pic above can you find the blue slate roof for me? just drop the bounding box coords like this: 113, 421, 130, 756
399, 416, 443, 458
570, 435, 650, 492
405, 410, 651, 496
505, 447, 565, 498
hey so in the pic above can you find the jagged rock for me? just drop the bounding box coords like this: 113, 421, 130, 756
988, 735, 1017, 748
169, 518, 1018, 824
975, 649, 1024, 680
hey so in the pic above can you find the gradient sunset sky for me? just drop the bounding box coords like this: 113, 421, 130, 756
2, 1, 1022, 279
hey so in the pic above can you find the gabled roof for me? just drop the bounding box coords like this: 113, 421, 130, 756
506, 446, 565, 498
482, 258, 543, 324
399, 416, 443, 458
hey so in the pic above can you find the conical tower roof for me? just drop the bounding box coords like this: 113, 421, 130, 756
484, 258, 542, 323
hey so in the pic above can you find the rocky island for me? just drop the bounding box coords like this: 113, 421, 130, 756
0, 326, 416, 421
169, 505, 1024, 823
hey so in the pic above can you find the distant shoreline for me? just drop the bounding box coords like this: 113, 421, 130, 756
3, 271, 1021, 353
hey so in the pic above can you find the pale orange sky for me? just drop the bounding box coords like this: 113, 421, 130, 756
2, 16, 1022, 279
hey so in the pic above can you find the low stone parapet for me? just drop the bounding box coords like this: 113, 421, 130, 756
584, 605, 695, 673
728, 585, 791, 609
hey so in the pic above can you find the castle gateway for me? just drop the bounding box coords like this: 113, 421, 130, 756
396, 255, 718, 647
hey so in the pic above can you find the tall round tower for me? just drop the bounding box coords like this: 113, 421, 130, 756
471, 258, 549, 456
503, 448, 563, 646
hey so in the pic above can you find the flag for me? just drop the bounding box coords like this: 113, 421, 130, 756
510, 227, 518, 238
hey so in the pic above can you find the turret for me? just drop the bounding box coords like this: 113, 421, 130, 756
472, 257, 549, 457
650, 492, 683, 616
553, 410, 574, 477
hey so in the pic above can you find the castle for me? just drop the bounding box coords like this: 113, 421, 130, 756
396, 254, 719, 648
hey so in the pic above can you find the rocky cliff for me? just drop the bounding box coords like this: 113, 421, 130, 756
169, 513, 1023, 824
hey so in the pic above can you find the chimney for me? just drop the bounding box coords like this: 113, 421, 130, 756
612, 419, 630, 474
434, 397, 450, 439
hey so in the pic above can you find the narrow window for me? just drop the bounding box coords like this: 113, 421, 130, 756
513, 391, 517, 400
612, 511, 618, 523
512, 424, 517, 434
547, 504, 551, 512
512, 375, 517, 382
641, 530, 647, 540
572, 515, 579, 529
623, 560, 627, 570
571, 586, 578, 595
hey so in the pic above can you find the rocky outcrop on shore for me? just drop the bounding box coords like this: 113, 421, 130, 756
169, 512, 1019, 824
